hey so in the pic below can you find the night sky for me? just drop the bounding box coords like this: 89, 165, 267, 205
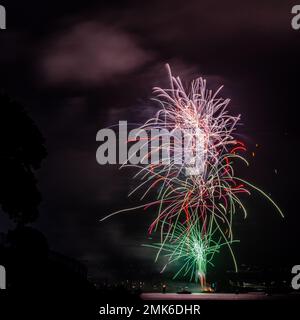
0, 0, 299, 281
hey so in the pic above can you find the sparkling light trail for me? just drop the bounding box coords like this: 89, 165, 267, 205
101, 64, 283, 289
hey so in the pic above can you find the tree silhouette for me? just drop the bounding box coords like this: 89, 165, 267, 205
0, 92, 47, 224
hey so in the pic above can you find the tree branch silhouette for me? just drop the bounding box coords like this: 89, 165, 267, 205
0, 92, 47, 225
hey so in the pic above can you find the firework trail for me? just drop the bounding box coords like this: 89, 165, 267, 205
143, 218, 239, 284
101, 64, 283, 289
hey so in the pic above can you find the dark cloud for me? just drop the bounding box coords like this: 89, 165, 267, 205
39, 21, 153, 86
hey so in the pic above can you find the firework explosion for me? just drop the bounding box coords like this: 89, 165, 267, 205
101, 64, 283, 289
143, 219, 239, 286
